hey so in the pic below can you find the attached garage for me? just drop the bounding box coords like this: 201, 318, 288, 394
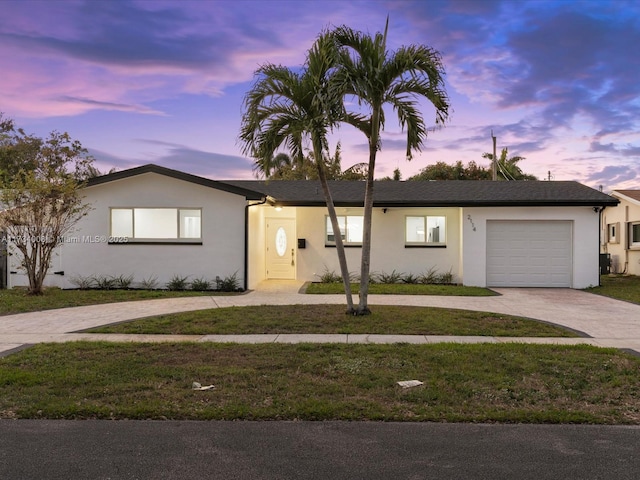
486, 220, 573, 287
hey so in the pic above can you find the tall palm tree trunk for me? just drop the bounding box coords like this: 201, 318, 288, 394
357, 108, 381, 315
313, 136, 355, 313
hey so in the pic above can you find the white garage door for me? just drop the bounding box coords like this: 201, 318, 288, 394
486, 221, 572, 287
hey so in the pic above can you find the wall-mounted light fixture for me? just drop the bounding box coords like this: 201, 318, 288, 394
274, 206, 283, 212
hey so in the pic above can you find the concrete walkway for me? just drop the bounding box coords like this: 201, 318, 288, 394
2, 282, 640, 356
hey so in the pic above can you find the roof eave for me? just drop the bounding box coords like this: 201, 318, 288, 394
86, 164, 265, 200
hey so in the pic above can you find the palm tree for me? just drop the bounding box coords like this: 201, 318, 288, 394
253, 152, 293, 179
239, 33, 356, 312
330, 19, 450, 314
482, 148, 537, 180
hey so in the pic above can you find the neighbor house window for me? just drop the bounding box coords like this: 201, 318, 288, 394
405, 216, 446, 245
631, 222, 640, 247
607, 223, 619, 244
326, 215, 363, 246
110, 208, 202, 241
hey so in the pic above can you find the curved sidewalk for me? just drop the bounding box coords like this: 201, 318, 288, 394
2, 286, 640, 355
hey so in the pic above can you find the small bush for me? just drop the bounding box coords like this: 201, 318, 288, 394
419, 267, 439, 285
92, 275, 116, 290
316, 267, 342, 283
436, 269, 455, 285
191, 277, 212, 291
138, 275, 159, 290
166, 275, 190, 291
375, 270, 404, 284
216, 272, 241, 292
113, 274, 134, 289
401, 273, 420, 284
69, 275, 95, 290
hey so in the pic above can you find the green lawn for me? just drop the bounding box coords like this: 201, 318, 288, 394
585, 275, 640, 304
87, 304, 577, 337
305, 283, 496, 295
0, 288, 231, 315
1, 342, 638, 423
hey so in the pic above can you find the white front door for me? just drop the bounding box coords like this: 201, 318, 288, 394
266, 218, 296, 279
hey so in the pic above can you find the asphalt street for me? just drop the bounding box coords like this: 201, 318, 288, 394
1, 420, 638, 479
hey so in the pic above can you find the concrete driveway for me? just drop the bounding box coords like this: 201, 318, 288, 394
1, 286, 640, 355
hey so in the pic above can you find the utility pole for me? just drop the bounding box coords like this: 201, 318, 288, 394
491, 130, 497, 181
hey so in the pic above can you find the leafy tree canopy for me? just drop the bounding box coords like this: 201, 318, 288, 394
410, 150, 537, 181
0, 114, 94, 294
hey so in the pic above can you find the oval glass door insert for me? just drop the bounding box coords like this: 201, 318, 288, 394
275, 227, 287, 257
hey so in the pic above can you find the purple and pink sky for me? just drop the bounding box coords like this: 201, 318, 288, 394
1, 0, 638, 191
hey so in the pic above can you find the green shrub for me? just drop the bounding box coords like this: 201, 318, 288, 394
419, 267, 439, 284
69, 275, 95, 290
375, 270, 404, 284
113, 274, 134, 289
216, 272, 241, 292
166, 275, 190, 291
92, 275, 116, 290
191, 277, 212, 291
316, 267, 342, 283
138, 275, 159, 290
436, 269, 455, 285
401, 273, 420, 284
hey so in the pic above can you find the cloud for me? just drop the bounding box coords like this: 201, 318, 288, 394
56, 96, 166, 115
590, 141, 640, 157
586, 164, 640, 188
89, 140, 254, 179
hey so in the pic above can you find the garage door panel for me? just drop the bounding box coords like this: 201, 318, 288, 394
487, 221, 572, 287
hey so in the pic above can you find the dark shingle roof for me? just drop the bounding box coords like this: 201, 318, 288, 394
86, 164, 264, 200
84, 164, 618, 207
223, 179, 618, 207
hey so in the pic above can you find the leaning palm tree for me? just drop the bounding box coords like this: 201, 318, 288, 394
239, 33, 356, 312
330, 19, 450, 314
482, 148, 537, 181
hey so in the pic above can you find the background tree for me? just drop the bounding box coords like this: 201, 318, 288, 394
239, 33, 356, 312
255, 143, 367, 181
331, 19, 450, 314
409, 160, 491, 180
0, 119, 94, 294
482, 148, 537, 181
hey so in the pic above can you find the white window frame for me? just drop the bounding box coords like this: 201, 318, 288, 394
405, 215, 447, 246
110, 207, 202, 243
325, 215, 363, 246
607, 222, 619, 244
630, 221, 640, 248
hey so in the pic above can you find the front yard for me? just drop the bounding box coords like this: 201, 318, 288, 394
1, 342, 639, 423
1, 275, 639, 423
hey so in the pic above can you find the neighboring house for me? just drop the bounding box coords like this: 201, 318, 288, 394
601, 190, 640, 275
5, 164, 617, 290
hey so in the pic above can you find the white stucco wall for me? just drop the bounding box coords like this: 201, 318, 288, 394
462, 206, 601, 289
250, 205, 462, 284
9, 172, 248, 289
602, 197, 640, 275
